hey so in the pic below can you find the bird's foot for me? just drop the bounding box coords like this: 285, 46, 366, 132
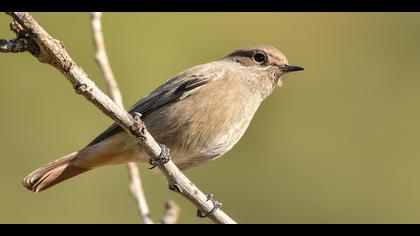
149, 144, 171, 169
197, 194, 222, 218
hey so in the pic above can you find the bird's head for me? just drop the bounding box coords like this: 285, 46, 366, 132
224, 44, 304, 88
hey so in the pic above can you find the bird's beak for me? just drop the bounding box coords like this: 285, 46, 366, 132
282, 65, 304, 73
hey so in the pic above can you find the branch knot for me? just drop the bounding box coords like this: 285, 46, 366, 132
75, 83, 88, 94
149, 144, 171, 169
169, 183, 183, 193
197, 194, 223, 218
10, 20, 29, 38
131, 112, 147, 140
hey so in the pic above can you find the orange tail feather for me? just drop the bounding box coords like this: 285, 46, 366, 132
23, 152, 90, 192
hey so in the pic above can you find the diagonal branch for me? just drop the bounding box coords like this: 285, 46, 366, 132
3, 12, 236, 224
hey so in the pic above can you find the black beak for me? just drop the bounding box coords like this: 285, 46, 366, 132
282, 65, 304, 73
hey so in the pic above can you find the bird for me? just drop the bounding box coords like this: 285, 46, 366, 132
23, 44, 304, 193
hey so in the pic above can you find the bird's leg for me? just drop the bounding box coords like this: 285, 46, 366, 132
197, 194, 223, 218
149, 144, 171, 169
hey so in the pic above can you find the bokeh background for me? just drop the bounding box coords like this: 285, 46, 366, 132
1, 13, 420, 224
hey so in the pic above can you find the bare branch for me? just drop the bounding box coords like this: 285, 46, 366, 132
3, 12, 236, 224
160, 200, 181, 224
89, 12, 123, 107
0, 38, 30, 53
127, 163, 154, 224
127, 162, 154, 224
89, 12, 160, 224
1, 22, 39, 55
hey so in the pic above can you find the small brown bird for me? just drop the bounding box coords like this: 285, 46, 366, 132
23, 44, 303, 192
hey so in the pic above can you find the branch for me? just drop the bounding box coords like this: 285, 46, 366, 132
126, 162, 154, 224
3, 12, 236, 224
1, 21, 39, 55
89, 12, 160, 224
0, 38, 30, 53
89, 12, 123, 107
160, 200, 181, 224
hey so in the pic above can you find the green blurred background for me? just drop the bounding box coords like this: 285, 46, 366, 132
1, 13, 420, 224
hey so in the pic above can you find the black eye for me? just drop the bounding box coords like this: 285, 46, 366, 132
252, 52, 267, 64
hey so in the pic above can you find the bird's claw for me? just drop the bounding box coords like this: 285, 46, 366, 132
149, 144, 171, 169
197, 194, 222, 218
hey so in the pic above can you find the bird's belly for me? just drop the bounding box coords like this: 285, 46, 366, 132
158, 109, 255, 169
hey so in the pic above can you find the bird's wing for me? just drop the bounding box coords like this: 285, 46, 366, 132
87, 63, 223, 146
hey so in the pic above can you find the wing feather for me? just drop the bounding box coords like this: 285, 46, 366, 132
87, 63, 221, 146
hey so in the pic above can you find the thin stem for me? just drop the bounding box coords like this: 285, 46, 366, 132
89, 11, 157, 225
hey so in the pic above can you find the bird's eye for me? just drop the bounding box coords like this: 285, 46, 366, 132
252, 52, 267, 64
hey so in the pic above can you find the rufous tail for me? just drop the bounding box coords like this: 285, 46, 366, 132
23, 152, 90, 193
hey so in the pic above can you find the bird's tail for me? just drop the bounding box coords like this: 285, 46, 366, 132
23, 152, 90, 193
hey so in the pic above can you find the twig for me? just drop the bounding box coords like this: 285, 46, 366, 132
89, 12, 159, 224
160, 200, 181, 224
89, 12, 122, 107
0, 38, 30, 53
126, 162, 154, 224
3, 12, 236, 224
